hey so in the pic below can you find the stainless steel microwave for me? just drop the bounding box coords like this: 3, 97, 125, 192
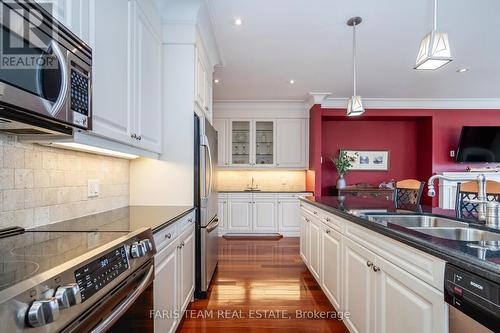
0, 0, 91, 136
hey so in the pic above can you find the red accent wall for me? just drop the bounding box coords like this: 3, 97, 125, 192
321, 120, 419, 195
310, 107, 500, 205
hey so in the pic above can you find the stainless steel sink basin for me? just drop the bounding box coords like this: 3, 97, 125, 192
409, 227, 500, 242
366, 214, 469, 228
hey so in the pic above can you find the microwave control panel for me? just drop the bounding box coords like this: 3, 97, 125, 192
70, 69, 90, 128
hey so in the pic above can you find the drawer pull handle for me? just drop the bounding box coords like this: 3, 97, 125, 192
325, 229, 331, 234
313, 211, 318, 215
165, 233, 172, 239
325, 217, 331, 222
366, 261, 373, 267
372, 266, 380, 272
188, 218, 193, 223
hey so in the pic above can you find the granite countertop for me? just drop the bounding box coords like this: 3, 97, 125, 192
219, 190, 312, 193
300, 196, 500, 283
30, 206, 195, 234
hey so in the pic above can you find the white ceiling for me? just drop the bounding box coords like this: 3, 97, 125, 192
207, 0, 500, 101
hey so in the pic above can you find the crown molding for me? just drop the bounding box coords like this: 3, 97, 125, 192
307, 93, 500, 109
213, 100, 309, 119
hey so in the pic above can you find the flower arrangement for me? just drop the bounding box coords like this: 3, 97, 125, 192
331, 150, 356, 176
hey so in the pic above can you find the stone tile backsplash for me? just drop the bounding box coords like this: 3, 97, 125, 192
0, 134, 129, 229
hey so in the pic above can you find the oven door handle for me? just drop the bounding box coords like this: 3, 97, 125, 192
89, 265, 154, 333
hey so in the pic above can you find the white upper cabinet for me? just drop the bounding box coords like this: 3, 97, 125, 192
195, 46, 213, 121
130, 0, 162, 152
216, 117, 307, 169
276, 119, 307, 168
213, 119, 229, 167
91, 0, 134, 146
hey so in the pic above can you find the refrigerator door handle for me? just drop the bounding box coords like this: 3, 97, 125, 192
201, 134, 214, 198
205, 216, 219, 233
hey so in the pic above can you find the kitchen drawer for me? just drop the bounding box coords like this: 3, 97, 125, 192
177, 211, 196, 233
218, 193, 228, 199
228, 193, 253, 200
252, 193, 278, 199
344, 221, 445, 291
154, 223, 178, 252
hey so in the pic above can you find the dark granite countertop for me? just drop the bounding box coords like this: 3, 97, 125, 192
30, 206, 195, 234
219, 190, 312, 193
300, 196, 500, 284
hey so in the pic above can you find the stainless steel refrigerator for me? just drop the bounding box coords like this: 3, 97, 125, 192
194, 115, 219, 298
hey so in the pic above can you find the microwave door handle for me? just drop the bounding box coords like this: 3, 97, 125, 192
89, 265, 154, 333
38, 41, 69, 116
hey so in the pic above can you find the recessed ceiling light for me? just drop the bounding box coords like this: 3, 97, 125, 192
289, 79, 295, 84
214, 79, 220, 84
456, 68, 468, 73
234, 18, 243, 26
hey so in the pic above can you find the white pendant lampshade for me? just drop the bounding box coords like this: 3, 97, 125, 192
347, 96, 365, 116
347, 17, 365, 117
414, 0, 452, 70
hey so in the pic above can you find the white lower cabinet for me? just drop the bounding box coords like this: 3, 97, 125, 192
308, 217, 321, 281
300, 203, 448, 333
154, 241, 178, 333
320, 224, 342, 311
154, 216, 195, 333
221, 192, 311, 235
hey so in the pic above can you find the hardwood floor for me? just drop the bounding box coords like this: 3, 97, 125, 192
178, 237, 348, 333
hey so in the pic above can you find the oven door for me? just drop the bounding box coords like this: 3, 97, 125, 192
61, 261, 154, 333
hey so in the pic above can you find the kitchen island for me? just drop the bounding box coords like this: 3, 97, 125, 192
299, 196, 499, 333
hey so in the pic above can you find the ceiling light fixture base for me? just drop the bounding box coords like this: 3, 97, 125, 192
347, 17, 362, 26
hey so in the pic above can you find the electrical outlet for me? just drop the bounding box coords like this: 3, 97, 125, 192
88, 179, 100, 198
449, 150, 456, 158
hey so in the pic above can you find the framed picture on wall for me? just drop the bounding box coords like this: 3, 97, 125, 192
342, 150, 390, 171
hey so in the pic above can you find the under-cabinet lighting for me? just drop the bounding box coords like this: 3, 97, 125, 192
50, 142, 139, 159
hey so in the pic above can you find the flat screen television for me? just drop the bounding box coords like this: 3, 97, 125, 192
456, 126, 500, 163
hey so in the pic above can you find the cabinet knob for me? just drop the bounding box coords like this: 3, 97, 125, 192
165, 233, 172, 239
131, 133, 137, 139
366, 261, 373, 267
325, 217, 331, 222
137, 135, 142, 141
313, 211, 318, 215
372, 266, 380, 272
325, 229, 331, 234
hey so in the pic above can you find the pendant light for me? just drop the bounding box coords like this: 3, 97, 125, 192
414, 0, 452, 70
346, 17, 364, 117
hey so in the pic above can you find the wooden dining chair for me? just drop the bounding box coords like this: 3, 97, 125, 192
394, 179, 425, 206
455, 180, 500, 219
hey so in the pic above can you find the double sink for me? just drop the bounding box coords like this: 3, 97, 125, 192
364, 214, 500, 242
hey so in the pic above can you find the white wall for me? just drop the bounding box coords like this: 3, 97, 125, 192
130, 44, 196, 206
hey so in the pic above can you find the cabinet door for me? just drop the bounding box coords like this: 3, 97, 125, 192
300, 215, 309, 265
230, 120, 252, 167
278, 199, 301, 233
254, 120, 275, 167
343, 237, 376, 333
34, 0, 68, 27
228, 199, 253, 231
321, 226, 342, 310
308, 218, 321, 281
253, 198, 277, 231
91, 0, 134, 145
179, 225, 195, 312
131, 0, 162, 153
213, 119, 228, 167
276, 119, 307, 168
154, 242, 178, 333
374, 256, 448, 333
217, 200, 226, 230
195, 51, 207, 111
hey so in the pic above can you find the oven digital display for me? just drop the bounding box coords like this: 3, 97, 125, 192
74, 246, 129, 302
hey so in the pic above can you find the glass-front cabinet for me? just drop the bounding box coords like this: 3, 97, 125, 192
230, 120, 275, 167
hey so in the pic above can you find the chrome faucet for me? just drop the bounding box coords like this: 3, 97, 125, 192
427, 174, 500, 228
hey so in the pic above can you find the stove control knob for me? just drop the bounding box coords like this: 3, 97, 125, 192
27, 297, 60, 327
130, 242, 146, 258
55, 284, 81, 308
140, 239, 153, 253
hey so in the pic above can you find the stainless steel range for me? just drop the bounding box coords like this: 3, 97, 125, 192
0, 226, 156, 332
